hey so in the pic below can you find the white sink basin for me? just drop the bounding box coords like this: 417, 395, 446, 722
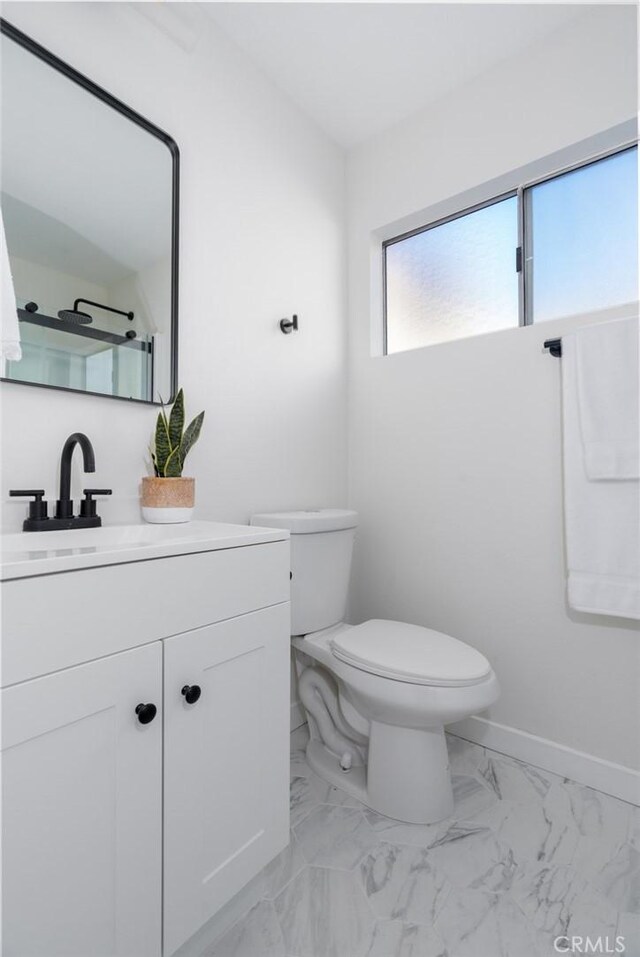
0, 520, 288, 580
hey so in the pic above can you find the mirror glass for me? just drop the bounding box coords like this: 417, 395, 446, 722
0, 26, 177, 403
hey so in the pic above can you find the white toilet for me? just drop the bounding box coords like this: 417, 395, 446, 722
251, 508, 499, 824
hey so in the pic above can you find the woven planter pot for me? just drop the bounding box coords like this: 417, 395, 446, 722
141, 477, 195, 524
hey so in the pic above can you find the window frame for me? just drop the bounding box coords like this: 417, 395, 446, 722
381, 134, 638, 355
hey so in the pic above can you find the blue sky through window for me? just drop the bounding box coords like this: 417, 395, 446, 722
527, 146, 638, 322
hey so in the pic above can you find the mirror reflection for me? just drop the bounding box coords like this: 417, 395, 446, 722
0, 27, 177, 403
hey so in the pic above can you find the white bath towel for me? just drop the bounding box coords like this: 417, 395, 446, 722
0, 212, 21, 361
576, 318, 639, 479
563, 319, 640, 620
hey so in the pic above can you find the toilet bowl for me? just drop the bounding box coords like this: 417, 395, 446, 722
293, 621, 498, 823
251, 509, 499, 824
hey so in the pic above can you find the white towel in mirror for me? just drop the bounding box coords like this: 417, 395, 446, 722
1, 212, 21, 361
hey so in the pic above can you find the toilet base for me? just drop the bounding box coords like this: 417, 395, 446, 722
305, 722, 453, 825
305, 738, 368, 804
367, 720, 453, 824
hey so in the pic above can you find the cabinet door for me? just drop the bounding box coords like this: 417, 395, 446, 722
1, 643, 162, 957
163, 603, 290, 956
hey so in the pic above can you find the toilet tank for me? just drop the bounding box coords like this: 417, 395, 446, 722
250, 509, 358, 635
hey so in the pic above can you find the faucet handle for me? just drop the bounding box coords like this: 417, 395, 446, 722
9, 490, 48, 521
81, 488, 112, 519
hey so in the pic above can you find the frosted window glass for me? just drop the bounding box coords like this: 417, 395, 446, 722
385, 197, 518, 353
527, 147, 638, 322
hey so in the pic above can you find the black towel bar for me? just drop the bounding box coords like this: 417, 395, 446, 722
544, 338, 562, 357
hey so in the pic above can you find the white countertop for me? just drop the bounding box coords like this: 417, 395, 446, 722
0, 521, 289, 581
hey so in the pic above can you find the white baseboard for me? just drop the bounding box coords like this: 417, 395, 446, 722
290, 700, 305, 732
449, 715, 640, 807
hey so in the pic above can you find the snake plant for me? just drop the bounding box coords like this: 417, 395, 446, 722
151, 388, 205, 478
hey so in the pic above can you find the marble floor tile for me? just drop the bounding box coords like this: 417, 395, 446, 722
591, 841, 640, 912
363, 920, 449, 957
556, 780, 633, 867
567, 781, 632, 842
197, 724, 637, 957
573, 833, 634, 890
473, 791, 580, 868
563, 879, 622, 945
511, 862, 581, 936
445, 734, 486, 778
511, 862, 618, 942
427, 823, 517, 894
434, 888, 544, 957
289, 773, 320, 828
451, 773, 497, 819
294, 805, 377, 870
562, 782, 635, 882
359, 842, 451, 924
274, 865, 375, 957
476, 752, 557, 805
290, 768, 362, 827
203, 901, 285, 957
630, 807, 640, 850
617, 909, 640, 957
362, 807, 451, 848
535, 784, 584, 866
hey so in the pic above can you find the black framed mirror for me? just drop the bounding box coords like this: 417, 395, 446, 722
0, 19, 179, 405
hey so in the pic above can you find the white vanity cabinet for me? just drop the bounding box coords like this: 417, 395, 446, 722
163, 603, 290, 955
1, 643, 163, 957
0, 523, 290, 957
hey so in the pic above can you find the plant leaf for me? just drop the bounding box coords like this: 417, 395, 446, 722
150, 449, 159, 477
180, 411, 205, 469
154, 411, 171, 476
158, 395, 170, 435
168, 388, 184, 451
164, 446, 183, 477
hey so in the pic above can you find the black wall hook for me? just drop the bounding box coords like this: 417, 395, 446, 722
544, 338, 562, 357
280, 314, 298, 335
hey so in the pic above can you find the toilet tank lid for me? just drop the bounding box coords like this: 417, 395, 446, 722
250, 508, 358, 534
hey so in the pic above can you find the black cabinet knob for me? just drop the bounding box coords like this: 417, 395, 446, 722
181, 684, 202, 705
135, 702, 157, 724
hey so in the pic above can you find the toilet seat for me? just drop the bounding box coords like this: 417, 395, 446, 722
331, 619, 491, 687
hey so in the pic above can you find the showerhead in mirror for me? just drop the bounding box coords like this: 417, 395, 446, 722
58, 305, 93, 324
57, 298, 135, 326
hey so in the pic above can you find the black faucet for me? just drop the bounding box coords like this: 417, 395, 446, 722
56, 433, 96, 519
10, 432, 112, 532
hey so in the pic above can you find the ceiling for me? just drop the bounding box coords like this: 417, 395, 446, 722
204, 3, 590, 148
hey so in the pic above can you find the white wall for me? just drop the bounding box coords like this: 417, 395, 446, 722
1, 2, 347, 530
347, 7, 640, 770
